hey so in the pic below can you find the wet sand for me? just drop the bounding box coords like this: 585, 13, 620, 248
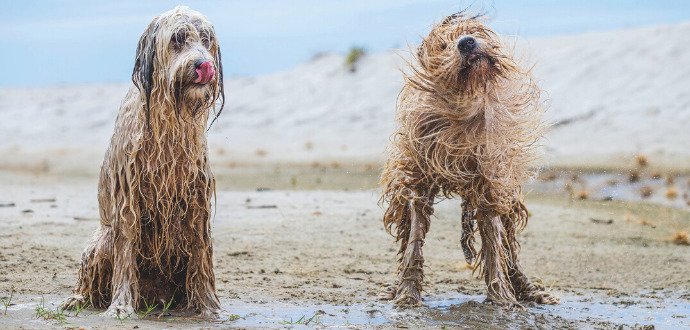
0, 169, 688, 328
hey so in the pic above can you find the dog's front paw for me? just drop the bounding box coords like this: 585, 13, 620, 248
60, 294, 87, 311
103, 303, 134, 318
377, 283, 397, 301
521, 290, 560, 305
515, 281, 560, 305
196, 307, 220, 319
391, 282, 423, 307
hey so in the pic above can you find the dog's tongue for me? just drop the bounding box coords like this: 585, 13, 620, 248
194, 61, 215, 84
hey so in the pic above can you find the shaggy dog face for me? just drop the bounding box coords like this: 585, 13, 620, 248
133, 7, 224, 124
380, 13, 558, 307
411, 13, 519, 99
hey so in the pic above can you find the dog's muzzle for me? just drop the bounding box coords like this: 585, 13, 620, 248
194, 60, 215, 84
458, 36, 482, 63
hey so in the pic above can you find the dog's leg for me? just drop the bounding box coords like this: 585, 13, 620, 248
477, 211, 518, 306
384, 186, 436, 307
503, 202, 559, 305
62, 226, 114, 310
185, 231, 220, 317
184, 197, 220, 317
460, 200, 477, 264
104, 221, 139, 318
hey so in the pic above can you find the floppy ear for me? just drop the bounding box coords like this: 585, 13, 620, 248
132, 19, 159, 128
442, 12, 463, 25
207, 44, 225, 129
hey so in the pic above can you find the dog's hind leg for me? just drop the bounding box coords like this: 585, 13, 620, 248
502, 202, 559, 305
383, 184, 437, 307
477, 210, 518, 306
62, 226, 114, 310
460, 200, 477, 264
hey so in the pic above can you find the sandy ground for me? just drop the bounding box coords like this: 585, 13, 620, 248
0, 169, 688, 328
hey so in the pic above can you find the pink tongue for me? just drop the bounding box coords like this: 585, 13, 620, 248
194, 62, 215, 84
195, 68, 205, 83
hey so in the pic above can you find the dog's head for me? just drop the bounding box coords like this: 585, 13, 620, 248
132, 6, 224, 127
413, 12, 518, 95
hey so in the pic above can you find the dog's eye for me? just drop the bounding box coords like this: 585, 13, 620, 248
171, 31, 187, 49
202, 36, 212, 49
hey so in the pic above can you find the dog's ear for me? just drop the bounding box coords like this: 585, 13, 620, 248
442, 12, 464, 25
132, 19, 159, 129
207, 43, 225, 130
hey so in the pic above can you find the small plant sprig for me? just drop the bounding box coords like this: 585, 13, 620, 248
70, 298, 91, 317
228, 313, 241, 321
345, 46, 366, 72
34, 296, 67, 324
137, 299, 158, 319
115, 311, 130, 323
1, 287, 14, 315
280, 312, 321, 325
158, 298, 174, 318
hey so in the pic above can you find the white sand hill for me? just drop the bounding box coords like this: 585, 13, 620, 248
1, 22, 689, 175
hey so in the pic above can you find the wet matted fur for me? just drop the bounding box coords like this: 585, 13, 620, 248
380, 13, 559, 307
62, 6, 225, 317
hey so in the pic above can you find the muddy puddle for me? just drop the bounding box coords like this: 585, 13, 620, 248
3, 291, 687, 328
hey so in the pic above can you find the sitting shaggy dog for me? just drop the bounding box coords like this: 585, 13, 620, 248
380, 13, 558, 307
62, 6, 225, 317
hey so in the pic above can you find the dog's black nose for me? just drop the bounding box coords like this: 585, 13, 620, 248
458, 36, 477, 53
194, 59, 205, 68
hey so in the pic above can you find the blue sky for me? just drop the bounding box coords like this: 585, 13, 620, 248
1, 0, 689, 86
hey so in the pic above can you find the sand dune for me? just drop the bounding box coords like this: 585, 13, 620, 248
1, 22, 689, 174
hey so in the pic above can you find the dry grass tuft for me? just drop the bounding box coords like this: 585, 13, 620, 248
575, 190, 589, 200
665, 187, 678, 200
255, 149, 268, 157
635, 154, 649, 167
639, 219, 656, 228
628, 169, 641, 183
671, 231, 689, 246
639, 186, 653, 198
539, 171, 558, 181
665, 175, 675, 186
651, 171, 662, 180
304, 141, 314, 150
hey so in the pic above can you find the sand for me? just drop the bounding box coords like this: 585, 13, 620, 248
0, 175, 688, 328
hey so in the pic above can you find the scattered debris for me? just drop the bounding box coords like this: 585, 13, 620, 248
639, 186, 653, 198
73, 216, 99, 221
590, 218, 614, 225
671, 231, 689, 246
246, 204, 278, 209
30, 198, 56, 203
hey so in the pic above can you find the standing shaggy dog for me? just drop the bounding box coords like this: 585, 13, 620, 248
380, 13, 558, 307
62, 6, 225, 317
